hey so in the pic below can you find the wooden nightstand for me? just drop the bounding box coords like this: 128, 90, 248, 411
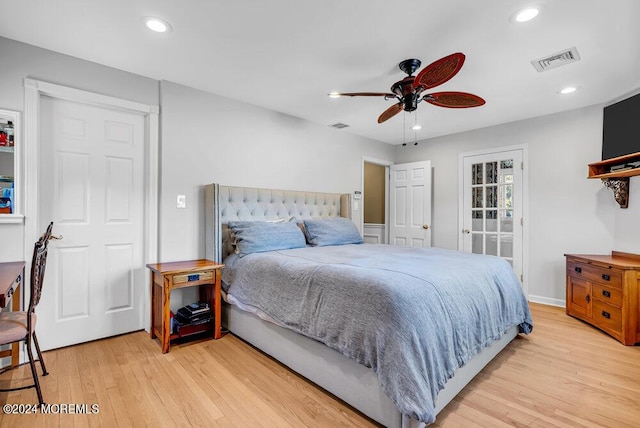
146, 259, 224, 353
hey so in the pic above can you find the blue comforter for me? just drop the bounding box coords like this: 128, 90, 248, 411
222, 244, 533, 423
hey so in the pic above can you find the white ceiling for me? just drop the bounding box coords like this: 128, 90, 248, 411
2, 0, 640, 145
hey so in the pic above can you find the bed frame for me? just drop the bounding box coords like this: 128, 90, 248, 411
204, 183, 518, 427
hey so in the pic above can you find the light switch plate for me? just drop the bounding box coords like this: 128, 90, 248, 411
177, 195, 186, 208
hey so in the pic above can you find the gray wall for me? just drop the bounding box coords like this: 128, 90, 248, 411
1, 35, 637, 309
0, 36, 394, 311
614, 178, 640, 253
395, 105, 637, 305
159, 80, 395, 262
0, 36, 158, 262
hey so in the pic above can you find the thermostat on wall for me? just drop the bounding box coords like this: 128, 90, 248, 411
354, 191, 362, 200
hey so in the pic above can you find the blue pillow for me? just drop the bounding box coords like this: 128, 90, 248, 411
227, 220, 306, 256
303, 217, 363, 246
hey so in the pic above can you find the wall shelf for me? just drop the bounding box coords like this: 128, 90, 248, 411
588, 151, 640, 208
0, 146, 14, 153
588, 151, 640, 179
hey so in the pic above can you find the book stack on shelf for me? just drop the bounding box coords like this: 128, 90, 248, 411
173, 302, 213, 337
610, 160, 640, 173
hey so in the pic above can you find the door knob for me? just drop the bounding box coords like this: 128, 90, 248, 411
422, 224, 429, 230
463, 229, 471, 234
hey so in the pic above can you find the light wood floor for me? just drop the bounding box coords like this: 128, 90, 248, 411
1, 303, 639, 427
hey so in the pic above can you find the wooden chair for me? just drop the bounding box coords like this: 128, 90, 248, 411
0, 222, 54, 405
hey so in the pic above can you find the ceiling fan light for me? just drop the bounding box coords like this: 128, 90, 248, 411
515, 8, 539, 23
412, 124, 422, 131
145, 17, 173, 33
328, 92, 341, 98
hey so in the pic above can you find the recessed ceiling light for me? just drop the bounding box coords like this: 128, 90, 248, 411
511, 5, 541, 23
559, 86, 578, 94
328, 92, 341, 98
145, 17, 173, 33
515, 8, 539, 22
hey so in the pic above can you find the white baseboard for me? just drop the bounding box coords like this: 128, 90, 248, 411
528, 294, 565, 308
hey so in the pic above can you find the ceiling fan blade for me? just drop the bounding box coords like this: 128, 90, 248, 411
423, 91, 486, 108
413, 52, 466, 90
333, 92, 396, 97
377, 103, 403, 123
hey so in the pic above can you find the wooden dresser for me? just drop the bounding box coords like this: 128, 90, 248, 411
565, 251, 640, 345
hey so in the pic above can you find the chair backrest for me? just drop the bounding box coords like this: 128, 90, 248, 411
29, 222, 53, 314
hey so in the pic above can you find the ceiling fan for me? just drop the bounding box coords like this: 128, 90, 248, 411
332, 52, 486, 123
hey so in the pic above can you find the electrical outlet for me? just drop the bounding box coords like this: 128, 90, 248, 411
177, 195, 186, 209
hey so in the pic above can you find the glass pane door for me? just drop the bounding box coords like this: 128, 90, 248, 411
462, 149, 523, 281
470, 159, 514, 264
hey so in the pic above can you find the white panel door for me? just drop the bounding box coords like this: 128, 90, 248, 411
389, 161, 432, 246
38, 96, 145, 350
461, 150, 523, 281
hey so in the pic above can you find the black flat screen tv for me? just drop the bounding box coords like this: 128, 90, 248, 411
602, 92, 640, 160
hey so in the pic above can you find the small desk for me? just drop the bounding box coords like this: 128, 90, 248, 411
146, 260, 224, 353
0, 261, 25, 366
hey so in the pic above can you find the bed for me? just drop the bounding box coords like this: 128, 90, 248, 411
204, 183, 532, 427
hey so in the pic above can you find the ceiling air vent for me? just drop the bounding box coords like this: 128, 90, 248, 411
531, 47, 580, 72
329, 122, 350, 129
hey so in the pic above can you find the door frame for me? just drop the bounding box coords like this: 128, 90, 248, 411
23, 78, 159, 341
457, 144, 529, 297
361, 156, 392, 243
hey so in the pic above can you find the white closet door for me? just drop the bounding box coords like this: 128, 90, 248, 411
38, 96, 145, 350
389, 161, 432, 247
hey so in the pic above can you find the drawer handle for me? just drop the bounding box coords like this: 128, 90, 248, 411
16, 274, 21, 283
602, 290, 611, 298
601, 274, 610, 281
574, 266, 582, 273
601, 310, 611, 319
585, 294, 590, 303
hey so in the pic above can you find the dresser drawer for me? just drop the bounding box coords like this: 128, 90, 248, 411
567, 260, 622, 288
592, 283, 622, 308
592, 300, 622, 334
173, 271, 214, 287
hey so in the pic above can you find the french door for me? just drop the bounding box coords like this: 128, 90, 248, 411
461, 149, 523, 283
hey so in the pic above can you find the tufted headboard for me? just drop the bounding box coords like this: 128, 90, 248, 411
204, 183, 352, 262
